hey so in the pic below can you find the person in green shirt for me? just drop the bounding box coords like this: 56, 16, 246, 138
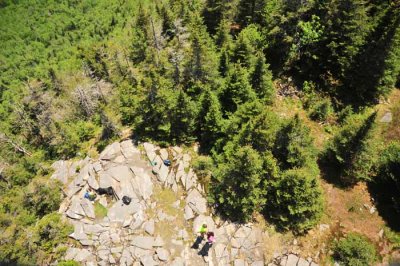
198, 223, 208, 238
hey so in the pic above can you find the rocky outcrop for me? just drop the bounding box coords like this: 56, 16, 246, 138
52, 139, 319, 266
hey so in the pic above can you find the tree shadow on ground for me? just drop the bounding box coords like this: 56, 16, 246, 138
367, 180, 400, 232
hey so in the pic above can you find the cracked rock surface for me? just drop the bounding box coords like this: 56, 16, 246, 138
52, 140, 318, 266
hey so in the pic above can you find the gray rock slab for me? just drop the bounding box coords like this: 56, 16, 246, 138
74, 249, 92, 262
107, 165, 133, 182
158, 163, 169, 183
297, 258, 310, 266
156, 247, 170, 261
87, 172, 99, 190
215, 243, 230, 260
80, 198, 95, 219
98, 171, 114, 189
143, 142, 157, 162
141, 255, 157, 266
184, 205, 195, 220
184, 169, 196, 191
234, 259, 246, 266
186, 189, 207, 215
84, 224, 108, 235
144, 219, 155, 235
99, 142, 121, 160
51, 160, 70, 184
121, 140, 140, 158
64, 248, 79, 260
154, 235, 165, 247
160, 149, 169, 160
107, 200, 141, 223
69, 222, 87, 241
286, 254, 299, 266
131, 172, 153, 200
131, 236, 154, 250
251, 261, 264, 266
93, 161, 103, 172
66, 182, 82, 198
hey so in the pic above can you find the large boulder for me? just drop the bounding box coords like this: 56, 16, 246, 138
99, 142, 122, 161
186, 189, 207, 215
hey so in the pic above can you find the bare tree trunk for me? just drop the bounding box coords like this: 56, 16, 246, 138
0, 132, 32, 156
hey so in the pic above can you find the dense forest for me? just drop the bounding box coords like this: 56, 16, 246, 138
0, 0, 399, 265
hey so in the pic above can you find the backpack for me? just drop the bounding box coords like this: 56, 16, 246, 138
122, 196, 132, 205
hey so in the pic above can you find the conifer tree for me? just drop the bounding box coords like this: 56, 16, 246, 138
266, 168, 324, 233
170, 90, 197, 144
220, 65, 256, 115
274, 114, 317, 171
183, 14, 219, 87
250, 55, 275, 103
212, 145, 266, 222
197, 89, 223, 152
324, 111, 378, 185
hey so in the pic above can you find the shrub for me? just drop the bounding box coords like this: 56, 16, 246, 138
192, 155, 213, 192
309, 98, 334, 122
333, 233, 377, 266
23, 179, 63, 218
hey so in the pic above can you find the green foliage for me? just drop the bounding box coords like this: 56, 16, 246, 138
220, 65, 256, 114
324, 110, 378, 185
250, 55, 275, 103
333, 233, 377, 266
266, 168, 324, 233
237, 108, 281, 152
197, 89, 223, 152
212, 146, 268, 222
192, 155, 214, 191
274, 114, 317, 171
94, 202, 108, 219
308, 98, 334, 122
57, 261, 81, 266
376, 142, 400, 214
170, 90, 197, 144
23, 179, 63, 218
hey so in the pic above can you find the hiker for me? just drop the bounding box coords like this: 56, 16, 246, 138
191, 223, 208, 249
198, 223, 208, 238
206, 232, 215, 245
84, 188, 96, 201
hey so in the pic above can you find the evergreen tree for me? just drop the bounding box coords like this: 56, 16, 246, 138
214, 19, 233, 49
250, 55, 275, 103
232, 25, 261, 68
220, 65, 256, 115
274, 114, 317, 171
376, 142, 400, 214
266, 168, 324, 233
318, 0, 370, 82
324, 111, 378, 185
237, 0, 267, 26
170, 90, 197, 143
197, 89, 223, 152
202, 0, 235, 35
237, 108, 281, 152
183, 14, 219, 87
212, 145, 266, 222
218, 49, 231, 78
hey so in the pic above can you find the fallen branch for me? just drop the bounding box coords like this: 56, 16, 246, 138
0, 132, 32, 156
